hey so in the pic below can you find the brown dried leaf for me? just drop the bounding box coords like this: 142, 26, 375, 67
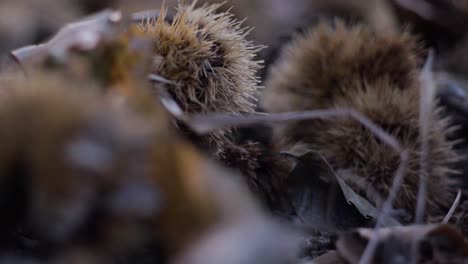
335, 171, 401, 227
11, 10, 123, 72
281, 149, 401, 227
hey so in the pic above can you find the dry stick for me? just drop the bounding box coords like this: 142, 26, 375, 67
187, 109, 344, 133
187, 109, 402, 152
358, 150, 409, 264
148, 73, 178, 85
415, 50, 436, 224
154, 87, 402, 152
443, 189, 462, 224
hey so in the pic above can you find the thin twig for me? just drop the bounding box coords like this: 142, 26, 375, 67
415, 50, 435, 224
157, 92, 402, 154
186, 108, 402, 153
443, 189, 462, 224
358, 150, 409, 264
359, 52, 434, 264
148, 73, 178, 85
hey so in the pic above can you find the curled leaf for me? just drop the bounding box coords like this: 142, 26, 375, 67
282, 149, 401, 227
335, 171, 401, 227
11, 10, 123, 72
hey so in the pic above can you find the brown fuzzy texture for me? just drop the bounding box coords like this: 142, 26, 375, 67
262, 21, 460, 219
137, 2, 262, 154
263, 22, 423, 112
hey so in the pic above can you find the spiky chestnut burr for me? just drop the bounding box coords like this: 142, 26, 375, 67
262, 21, 460, 220
135, 3, 296, 214
137, 2, 262, 154
263, 22, 422, 112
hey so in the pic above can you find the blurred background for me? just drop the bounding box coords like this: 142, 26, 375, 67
0, 0, 306, 58
2, 0, 468, 78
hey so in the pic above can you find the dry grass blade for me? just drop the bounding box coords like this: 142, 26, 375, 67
186, 109, 344, 132
415, 50, 436, 224
148, 73, 178, 85
186, 109, 402, 153
443, 189, 462, 224
358, 150, 409, 264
